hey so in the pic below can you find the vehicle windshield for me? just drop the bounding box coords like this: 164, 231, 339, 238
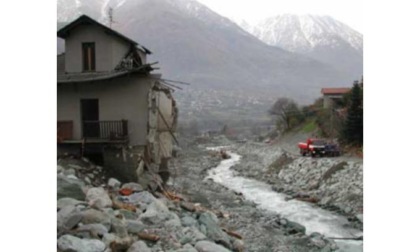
312, 140, 325, 145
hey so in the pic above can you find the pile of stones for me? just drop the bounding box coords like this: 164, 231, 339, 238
57, 160, 244, 252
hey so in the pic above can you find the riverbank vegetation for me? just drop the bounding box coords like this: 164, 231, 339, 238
270, 77, 363, 148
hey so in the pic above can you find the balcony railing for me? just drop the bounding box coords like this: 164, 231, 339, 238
82, 120, 128, 140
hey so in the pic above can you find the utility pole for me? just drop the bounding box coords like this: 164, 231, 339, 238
330, 106, 333, 140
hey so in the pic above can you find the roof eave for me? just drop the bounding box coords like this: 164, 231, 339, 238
57, 15, 139, 46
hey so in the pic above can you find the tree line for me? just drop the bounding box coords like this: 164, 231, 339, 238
269, 77, 363, 146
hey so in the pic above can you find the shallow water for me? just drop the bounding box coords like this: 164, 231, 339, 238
205, 150, 363, 252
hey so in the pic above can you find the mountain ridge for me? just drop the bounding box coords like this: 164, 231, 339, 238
238, 14, 363, 77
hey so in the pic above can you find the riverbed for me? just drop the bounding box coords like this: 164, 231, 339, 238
205, 149, 363, 252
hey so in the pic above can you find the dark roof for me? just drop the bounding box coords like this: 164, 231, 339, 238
321, 88, 351, 95
57, 15, 152, 54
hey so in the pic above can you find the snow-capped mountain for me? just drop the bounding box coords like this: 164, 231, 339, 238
240, 14, 363, 77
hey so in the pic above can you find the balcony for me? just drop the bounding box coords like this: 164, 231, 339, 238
58, 120, 128, 144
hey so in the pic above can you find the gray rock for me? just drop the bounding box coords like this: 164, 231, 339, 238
309, 232, 327, 248
139, 199, 171, 225
180, 227, 207, 245
127, 240, 151, 252
66, 174, 79, 180
108, 178, 121, 189
125, 219, 146, 233
102, 208, 115, 216
356, 214, 363, 223
199, 224, 207, 236
285, 220, 306, 235
57, 205, 83, 232
81, 209, 112, 230
176, 243, 198, 252
63, 168, 76, 176
57, 198, 86, 210
165, 213, 182, 228
127, 191, 157, 206
86, 187, 112, 209
195, 241, 232, 252
57, 165, 64, 174
57, 234, 83, 252
102, 233, 118, 247
279, 218, 288, 226
57, 234, 106, 252
344, 207, 352, 214
181, 216, 198, 227
198, 212, 231, 248
319, 196, 332, 205
57, 175, 86, 201
119, 209, 138, 220
84, 176, 92, 184
232, 239, 245, 252
111, 217, 128, 238
75, 223, 108, 239
68, 164, 83, 170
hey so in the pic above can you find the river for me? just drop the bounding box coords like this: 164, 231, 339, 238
205, 149, 363, 252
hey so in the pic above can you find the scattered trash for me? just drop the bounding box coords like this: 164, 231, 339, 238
137, 232, 160, 242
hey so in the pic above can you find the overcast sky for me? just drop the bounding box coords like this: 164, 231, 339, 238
196, 0, 363, 33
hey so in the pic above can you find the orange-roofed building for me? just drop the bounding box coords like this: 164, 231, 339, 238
321, 88, 351, 108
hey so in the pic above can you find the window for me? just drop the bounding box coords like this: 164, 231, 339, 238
82, 42, 96, 71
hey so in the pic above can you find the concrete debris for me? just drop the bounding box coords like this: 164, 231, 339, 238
57, 156, 238, 252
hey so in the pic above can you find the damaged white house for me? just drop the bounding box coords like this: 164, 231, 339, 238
57, 15, 178, 183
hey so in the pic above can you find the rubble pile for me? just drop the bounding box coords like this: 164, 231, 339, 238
275, 158, 363, 217
57, 159, 244, 252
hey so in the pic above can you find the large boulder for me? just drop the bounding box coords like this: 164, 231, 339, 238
179, 227, 207, 245
57, 198, 87, 210
127, 191, 156, 205
57, 234, 106, 252
198, 212, 231, 249
107, 178, 121, 189
125, 220, 147, 234
279, 218, 306, 235
139, 199, 171, 225
86, 187, 112, 209
81, 209, 112, 230
57, 205, 83, 233
57, 175, 85, 200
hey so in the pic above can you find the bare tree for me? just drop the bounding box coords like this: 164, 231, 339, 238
269, 97, 302, 130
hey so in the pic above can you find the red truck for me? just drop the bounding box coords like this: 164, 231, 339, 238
298, 138, 340, 157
